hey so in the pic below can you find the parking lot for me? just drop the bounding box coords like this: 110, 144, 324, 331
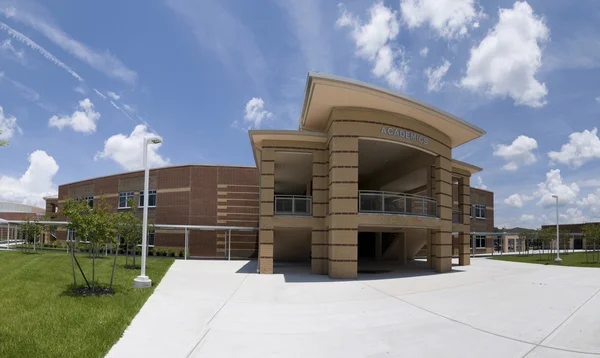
107, 258, 600, 358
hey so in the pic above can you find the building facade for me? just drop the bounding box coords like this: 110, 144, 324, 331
46, 165, 259, 257
41, 73, 494, 279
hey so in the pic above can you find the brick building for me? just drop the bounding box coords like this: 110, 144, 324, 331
42, 73, 495, 278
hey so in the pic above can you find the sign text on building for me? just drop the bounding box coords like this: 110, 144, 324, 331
381, 126, 428, 145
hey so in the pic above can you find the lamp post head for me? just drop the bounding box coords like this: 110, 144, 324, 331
552, 195, 558, 199
146, 136, 162, 145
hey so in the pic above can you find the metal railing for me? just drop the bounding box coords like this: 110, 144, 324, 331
358, 190, 437, 217
274, 195, 312, 216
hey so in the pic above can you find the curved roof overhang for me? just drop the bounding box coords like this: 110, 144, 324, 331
300, 72, 485, 148
248, 130, 327, 167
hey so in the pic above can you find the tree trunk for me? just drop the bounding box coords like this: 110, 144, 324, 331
109, 239, 119, 291
92, 243, 95, 291
70, 240, 77, 289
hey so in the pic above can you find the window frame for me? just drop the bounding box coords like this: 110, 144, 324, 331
83, 196, 94, 209
118, 191, 135, 209
475, 204, 486, 219
475, 235, 486, 248
138, 189, 157, 208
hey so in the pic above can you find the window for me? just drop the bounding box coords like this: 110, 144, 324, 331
139, 190, 157, 208
119, 192, 134, 208
469, 205, 473, 218
472, 235, 486, 248
148, 232, 155, 247
83, 196, 93, 209
475, 204, 486, 219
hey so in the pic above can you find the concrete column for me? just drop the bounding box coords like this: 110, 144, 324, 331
432, 156, 453, 273
327, 134, 358, 279
259, 148, 275, 274
311, 150, 329, 274
375, 232, 383, 260
458, 176, 471, 266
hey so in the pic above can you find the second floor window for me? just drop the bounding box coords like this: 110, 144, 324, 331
119, 192, 134, 209
139, 190, 157, 208
83, 196, 94, 209
475, 204, 486, 219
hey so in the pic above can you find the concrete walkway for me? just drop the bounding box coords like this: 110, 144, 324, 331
106, 258, 600, 358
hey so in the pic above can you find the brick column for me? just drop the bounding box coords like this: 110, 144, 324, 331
258, 148, 275, 274
458, 176, 471, 266
431, 156, 453, 273
311, 150, 328, 274
327, 136, 358, 279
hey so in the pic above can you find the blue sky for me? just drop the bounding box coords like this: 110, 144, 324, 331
0, 0, 599, 229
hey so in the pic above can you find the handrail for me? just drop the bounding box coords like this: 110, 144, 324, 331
274, 195, 312, 216
358, 190, 437, 217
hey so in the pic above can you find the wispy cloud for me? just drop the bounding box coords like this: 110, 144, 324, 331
0, 21, 83, 81
0, 38, 23, 60
0, 71, 39, 101
109, 100, 136, 124
93, 88, 106, 99
1, 7, 137, 84
106, 91, 120, 100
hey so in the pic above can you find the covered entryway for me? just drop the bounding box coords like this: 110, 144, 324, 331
273, 228, 312, 273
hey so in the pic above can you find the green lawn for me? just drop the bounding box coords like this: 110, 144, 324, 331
491, 251, 600, 267
0, 250, 174, 358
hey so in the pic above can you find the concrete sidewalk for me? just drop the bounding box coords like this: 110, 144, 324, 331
106, 258, 600, 358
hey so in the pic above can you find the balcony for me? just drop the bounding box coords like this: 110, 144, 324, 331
274, 195, 312, 216
358, 190, 437, 217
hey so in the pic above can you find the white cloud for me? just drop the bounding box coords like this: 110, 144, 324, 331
548, 128, 600, 168
460, 1, 549, 108
0, 150, 58, 207
578, 179, 600, 188
337, 2, 408, 89
243, 97, 273, 129
493, 135, 538, 170
535, 169, 580, 207
93, 88, 106, 99
74, 86, 86, 94
400, 0, 482, 39
419, 47, 428, 57
577, 190, 600, 220
596, 96, 600, 103
519, 214, 535, 222
94, 124, 169, 171
0, 21, 83, 81
106, 91, 120, 100
0, 38, 23, 59
2, 7, 136, 84
0, 105, 21, 140
474, 175, 487, 190
123, 104, 135, 112
559, 207, 586, 224
504, 193, 533, 208
424, 59, 451, 92
48, 98, 100, 133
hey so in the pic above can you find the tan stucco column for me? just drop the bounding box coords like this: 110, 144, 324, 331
426, 165, 435, 269
327, 134, 358, 279
432, 156, 453, 272
311, 150, 329, 274
258, 148, 275, 274
458, 176, 471, 266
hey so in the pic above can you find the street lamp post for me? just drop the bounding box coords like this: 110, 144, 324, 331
133, 136, 163, 288
552, 194, 562, 264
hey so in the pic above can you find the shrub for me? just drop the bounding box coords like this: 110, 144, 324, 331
178, 248, 184, 257
148, 247, 154, 256
167, 248, 174, 257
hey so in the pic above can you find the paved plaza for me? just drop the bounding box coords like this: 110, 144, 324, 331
107, 258, 600, 358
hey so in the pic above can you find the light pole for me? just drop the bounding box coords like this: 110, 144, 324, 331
552, 194, 562, 264
133, 136, 163, 288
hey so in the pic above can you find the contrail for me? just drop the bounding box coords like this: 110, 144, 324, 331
0, 21, 83, 82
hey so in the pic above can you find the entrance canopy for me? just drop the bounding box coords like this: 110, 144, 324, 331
300, 72, 486, 148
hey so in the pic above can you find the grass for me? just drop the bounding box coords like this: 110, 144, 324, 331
0, 250, 174, 358
491, 251, 600, 267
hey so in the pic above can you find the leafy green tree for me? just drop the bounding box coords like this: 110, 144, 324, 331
0, 130, 7, 147
538, 227, 555, 260
582, 224, 600, 263
20, 218, 42, 253
62, 197, 118, 293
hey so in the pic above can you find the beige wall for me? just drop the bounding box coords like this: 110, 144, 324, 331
274, 230, 311, 262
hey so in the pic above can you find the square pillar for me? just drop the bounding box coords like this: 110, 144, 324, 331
327, 135, 358, 279
432, 156, 453, 273
458, 176, 471, 266
311, 150, 328, 274
259, 148, 275, 274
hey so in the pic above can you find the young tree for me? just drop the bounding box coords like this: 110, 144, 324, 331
62, 197, 118, 293
20, 218, 41, 253
0, 130, 7, 147
538, 227, 554, 260
582, 224, 600, 264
